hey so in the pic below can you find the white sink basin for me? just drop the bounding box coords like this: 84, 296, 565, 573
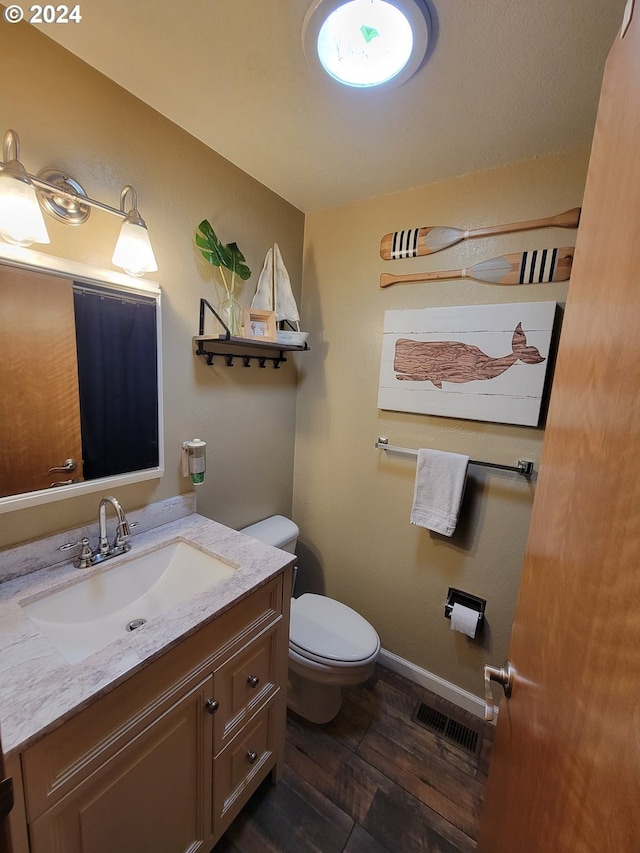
21, 539, 237, 664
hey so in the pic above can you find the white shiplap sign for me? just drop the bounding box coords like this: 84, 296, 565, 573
378, 301, 557, 426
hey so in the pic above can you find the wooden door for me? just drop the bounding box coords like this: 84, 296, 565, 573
0, 266, 83, 497
478, 6, 640, 852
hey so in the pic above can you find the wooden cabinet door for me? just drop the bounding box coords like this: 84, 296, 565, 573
29, 676, 213, 853
0, 266, 83, 497
478, 7, 640, 851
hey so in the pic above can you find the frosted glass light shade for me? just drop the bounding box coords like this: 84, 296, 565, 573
0, 171, 50, 246
318, 0, 413, 86
303, 0, 430, 89
112, 218, 158, 277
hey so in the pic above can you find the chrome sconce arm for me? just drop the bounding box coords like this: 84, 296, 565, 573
0, 129, 157, 277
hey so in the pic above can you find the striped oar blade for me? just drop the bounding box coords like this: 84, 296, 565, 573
379, 248, 574, 288
475, 247, 573, 284
386, 226, 465, 259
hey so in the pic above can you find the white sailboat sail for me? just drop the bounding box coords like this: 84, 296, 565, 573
251, 243, 302, 331
251, 246, 274, 311
273, 243, 300, 330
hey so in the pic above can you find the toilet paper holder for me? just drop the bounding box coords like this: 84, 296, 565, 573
444, 588, 486, 629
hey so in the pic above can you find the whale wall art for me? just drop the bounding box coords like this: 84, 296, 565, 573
377, 301, 557, 426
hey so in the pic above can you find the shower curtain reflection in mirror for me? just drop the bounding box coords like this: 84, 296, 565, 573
74, 285, 159, 480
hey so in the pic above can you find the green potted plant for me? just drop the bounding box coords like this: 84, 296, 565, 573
195, 219, 251, 336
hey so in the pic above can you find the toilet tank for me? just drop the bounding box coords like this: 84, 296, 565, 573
240, 515, 299, 553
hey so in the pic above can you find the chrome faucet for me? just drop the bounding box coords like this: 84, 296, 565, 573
98, 495, 131, 558
60, 497, 134, 568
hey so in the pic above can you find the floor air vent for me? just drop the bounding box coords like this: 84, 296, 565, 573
412, 702, 480, 755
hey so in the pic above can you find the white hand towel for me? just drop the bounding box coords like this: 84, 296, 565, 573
410, 449, 469, 536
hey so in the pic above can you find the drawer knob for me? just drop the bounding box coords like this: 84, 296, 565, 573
205, 699, 219, 714
246, 750, 258, 764
247, 675, 260, 688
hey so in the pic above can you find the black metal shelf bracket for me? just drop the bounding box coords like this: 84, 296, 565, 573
199, 297, 231, 339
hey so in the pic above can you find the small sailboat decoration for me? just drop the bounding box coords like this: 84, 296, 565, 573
251, 244, 308, 345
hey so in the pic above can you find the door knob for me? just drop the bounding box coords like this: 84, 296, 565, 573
48, 458, 77, 474
484, 660, 514, 721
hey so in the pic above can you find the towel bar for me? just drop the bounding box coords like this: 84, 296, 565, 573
375, 438, 534, 478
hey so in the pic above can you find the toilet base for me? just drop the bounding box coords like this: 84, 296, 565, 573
286, 646, 379, 724
287, 668, 343, 724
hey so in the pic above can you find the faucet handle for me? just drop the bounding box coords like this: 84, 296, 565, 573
60, 537, 95, 568
113, 520, 140, 552
114, 520, 132, 549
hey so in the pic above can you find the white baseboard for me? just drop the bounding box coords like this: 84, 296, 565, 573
378, 648, 497, 722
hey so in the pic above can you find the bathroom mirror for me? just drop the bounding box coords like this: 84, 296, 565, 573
0, 245, 164, 513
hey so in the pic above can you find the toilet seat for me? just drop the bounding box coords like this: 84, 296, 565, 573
289, 593, 380, 667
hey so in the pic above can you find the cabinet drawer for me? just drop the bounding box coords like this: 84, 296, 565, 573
212, 623, 279, 754
213, 701, 276, 834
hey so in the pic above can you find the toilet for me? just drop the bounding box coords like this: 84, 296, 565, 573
240, 515, 380, 724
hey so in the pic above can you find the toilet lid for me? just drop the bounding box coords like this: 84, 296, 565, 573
289, 594, 380, 663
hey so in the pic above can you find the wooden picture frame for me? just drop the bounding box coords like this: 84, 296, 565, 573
243, 308, 277, 341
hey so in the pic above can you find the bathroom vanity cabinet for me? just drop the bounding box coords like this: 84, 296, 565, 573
10, 571, 290, 853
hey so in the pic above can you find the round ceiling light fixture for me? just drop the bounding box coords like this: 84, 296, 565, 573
303, 0, 431, 89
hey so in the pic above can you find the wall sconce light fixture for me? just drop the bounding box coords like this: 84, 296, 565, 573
0, 129, 158, 277
111, 185, 158, 277
0, 130, 50, 247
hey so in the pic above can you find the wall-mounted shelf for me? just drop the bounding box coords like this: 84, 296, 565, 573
194, 299, 309, 368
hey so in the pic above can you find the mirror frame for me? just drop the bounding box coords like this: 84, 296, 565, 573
0, 244, 164, 513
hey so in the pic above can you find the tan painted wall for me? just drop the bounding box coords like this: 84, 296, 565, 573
0, 22, 304, 547
294, 149, 589, 696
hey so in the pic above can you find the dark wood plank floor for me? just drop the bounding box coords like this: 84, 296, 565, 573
213, 664, 493, 852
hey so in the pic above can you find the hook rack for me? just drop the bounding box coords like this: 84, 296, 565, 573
197, 347, 287, 368
375, 437, 535, 477
193, 298, 308, 369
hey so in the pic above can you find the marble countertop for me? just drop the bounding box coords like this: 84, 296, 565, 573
0, 508, 293, 757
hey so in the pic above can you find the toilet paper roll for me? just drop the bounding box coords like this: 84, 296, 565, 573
450, 603, 479, 638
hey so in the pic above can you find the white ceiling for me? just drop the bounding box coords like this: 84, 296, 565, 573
33, 0, 626, 213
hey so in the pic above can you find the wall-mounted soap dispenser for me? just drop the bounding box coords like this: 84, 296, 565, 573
182, 439, 206, 485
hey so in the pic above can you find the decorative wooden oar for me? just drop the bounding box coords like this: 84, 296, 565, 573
379, 247, 574, 288
380, 208, 580, 260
